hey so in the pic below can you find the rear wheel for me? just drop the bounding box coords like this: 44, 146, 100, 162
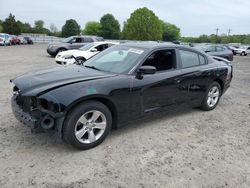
200, 82, 221, 111
241, 52, 246, 56
63, 101, 112, 150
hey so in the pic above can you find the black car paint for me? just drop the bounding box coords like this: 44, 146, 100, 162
11, 44, 232, 137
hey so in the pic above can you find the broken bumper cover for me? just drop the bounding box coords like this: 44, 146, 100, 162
11, 95, 40, 132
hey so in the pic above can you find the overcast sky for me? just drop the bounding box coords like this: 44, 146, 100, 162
0, 0, 250, 37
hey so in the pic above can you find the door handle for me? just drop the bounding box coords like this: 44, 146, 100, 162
174, 78, 181, 83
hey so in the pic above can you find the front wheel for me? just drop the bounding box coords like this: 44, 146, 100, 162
63, 101, 112, 150
75, 57, 86, 65
200, 82, 221, 111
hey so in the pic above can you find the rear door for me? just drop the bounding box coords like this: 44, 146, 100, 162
178, 49, 211, 105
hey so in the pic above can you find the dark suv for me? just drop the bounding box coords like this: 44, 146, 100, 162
47, 36, 104, 56
200, 45, 234, 61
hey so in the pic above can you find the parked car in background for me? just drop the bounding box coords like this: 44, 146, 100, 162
10, 35, 21, 45
11, 43, 233, 149
55, 41, 119, 65
196, 45, 234, 61
18, 36, 25, 44
234, 46, 250, 56
47, 36, 104, 57
225, 45, 237, 55
23, 37, 33, 44
0, 33, 7, 46
0, 33, 11, 46
246, 47, 250, 55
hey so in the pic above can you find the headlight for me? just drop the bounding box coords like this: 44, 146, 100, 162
50, 44, 56, 49
63, 55, 73, 59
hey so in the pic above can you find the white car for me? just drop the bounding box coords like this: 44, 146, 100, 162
0, 33, 11, 46
55, 41, 119, 65
234, 46, 250, 56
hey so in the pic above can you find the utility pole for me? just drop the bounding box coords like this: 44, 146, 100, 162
227, 29, 231, 36
216, 28, 219, 36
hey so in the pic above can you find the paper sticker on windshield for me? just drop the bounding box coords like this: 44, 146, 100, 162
128, 48, 144, 54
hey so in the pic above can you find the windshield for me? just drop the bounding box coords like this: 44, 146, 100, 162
79, 43, 96, 51
84, 45, 146, 74
0, 34, 4, 38
61, 36, 74, 43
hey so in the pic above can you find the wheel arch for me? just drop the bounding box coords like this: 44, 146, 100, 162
213, 78, 224, 93
65, 95, 118, 129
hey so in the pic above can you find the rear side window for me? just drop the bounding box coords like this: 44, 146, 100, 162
84, 37, 94, 42
179, 50, 200, 68
216, 46, 225, 52
199, 55, 206, 65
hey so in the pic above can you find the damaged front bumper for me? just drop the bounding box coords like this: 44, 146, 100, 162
11, 95, 65, 136
11, 95, 41, 133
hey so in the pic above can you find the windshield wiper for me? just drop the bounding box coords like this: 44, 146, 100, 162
84, 65, 101, 71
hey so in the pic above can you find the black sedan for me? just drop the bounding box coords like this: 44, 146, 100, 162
10, 43, 233, 150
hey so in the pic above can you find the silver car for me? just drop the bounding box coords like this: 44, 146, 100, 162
47, 35, 104, 57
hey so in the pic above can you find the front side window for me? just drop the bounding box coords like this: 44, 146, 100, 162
95, 44, 108, 51
84, 45, 145, 73
141, 49, 176, 72
179, 50, 200, 68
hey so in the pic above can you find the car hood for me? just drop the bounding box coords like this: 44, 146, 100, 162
11, 65, 116, 96
57, 50, 80, 57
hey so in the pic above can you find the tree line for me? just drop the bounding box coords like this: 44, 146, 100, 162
1, 7, 249, 43
0, 7, 180, 42
181, 34, 250, 44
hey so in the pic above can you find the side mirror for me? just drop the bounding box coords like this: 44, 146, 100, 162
136, 66, 156, 79
205, 50, 211, 53
91, 48, 98, 52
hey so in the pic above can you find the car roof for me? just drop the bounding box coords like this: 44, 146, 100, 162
120, 42, 199, 51
93, 41, 119, 45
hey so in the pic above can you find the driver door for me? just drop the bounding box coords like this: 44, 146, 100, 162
131, 49, 184, 112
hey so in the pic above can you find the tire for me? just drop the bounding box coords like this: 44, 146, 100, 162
200, 82, 221, 111
63, 101, 112, 150
57, 48, 66, 55
241, 52, 246, 56
75, 57, 86, 65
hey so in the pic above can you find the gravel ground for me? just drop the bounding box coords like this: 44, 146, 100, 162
0, 44, 250, 188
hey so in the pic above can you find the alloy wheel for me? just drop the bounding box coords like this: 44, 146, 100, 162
74, 110, 107, 144
207, 86, 220, 107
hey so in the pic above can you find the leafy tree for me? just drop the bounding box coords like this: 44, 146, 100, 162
122, 7, 163, 41
2, 13, 20, 35
100, 14, 120, 39
161, 21, 180, 41
0, 21, 3, 33
61, 19, 81, 37
83, 21, 101, 36
17, 21, 32, 33
32, 20, 49, 34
